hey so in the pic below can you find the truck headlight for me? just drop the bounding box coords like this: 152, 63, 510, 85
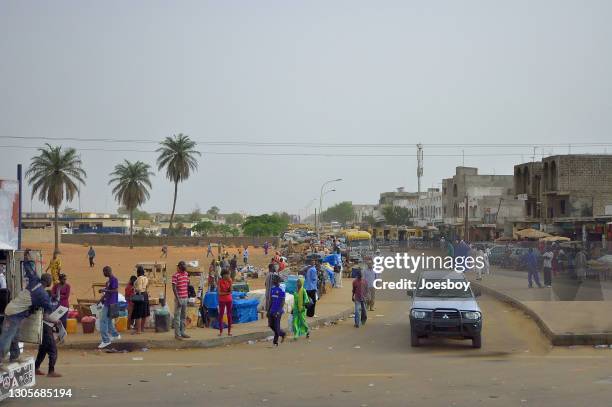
463, 311, 481, 320
411, 310, 427, 319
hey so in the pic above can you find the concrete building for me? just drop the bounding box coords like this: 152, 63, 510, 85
406, 188, 443, 227
352, 204, 380, 223
514, 155, 612, 244
441, 167, 522, 240
379, 187, 419, 208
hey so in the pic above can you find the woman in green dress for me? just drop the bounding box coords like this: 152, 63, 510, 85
292, 276, 310, 339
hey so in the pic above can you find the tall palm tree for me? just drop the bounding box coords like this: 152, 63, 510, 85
156, 134, 200, 234
109, 160, 154, 249
26, 144, 87, 253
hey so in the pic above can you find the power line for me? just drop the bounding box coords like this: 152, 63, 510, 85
2, 144, 606, 158
0, 145, 536, 157
1, 135, 611, 149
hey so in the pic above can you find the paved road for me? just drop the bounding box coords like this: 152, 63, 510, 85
17, 290, 612, 407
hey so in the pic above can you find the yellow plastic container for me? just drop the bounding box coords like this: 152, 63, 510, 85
66, 318, 78, 334
115, 316, 128, 332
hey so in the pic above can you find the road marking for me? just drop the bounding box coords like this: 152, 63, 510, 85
57, 362, 221, 368
334, 373, 408, 377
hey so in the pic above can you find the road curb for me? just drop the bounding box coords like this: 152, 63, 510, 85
60, 308, 355, 351
472, 281, 612, 346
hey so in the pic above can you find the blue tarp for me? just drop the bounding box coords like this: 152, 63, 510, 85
323, 254, 341, 266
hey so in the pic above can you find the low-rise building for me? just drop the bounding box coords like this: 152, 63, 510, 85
514, 154, 612, 245
441, 167, 522, 240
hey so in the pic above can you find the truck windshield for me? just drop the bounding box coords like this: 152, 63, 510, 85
415, 279, 473, 298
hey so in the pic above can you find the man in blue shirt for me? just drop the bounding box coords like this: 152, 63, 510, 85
0, 266, 54, 365
304, 260, 318, 317
267, 275, 286, 346
524, 248, 543, 288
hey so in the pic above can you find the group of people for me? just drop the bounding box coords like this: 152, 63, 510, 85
523, 244, 588, 288
444, 238, 491, 279
206, 242, 250, 265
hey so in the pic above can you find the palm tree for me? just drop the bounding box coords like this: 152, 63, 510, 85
156, 134, 200, 234
109, 160, 154, 249
26, 144, 87, 253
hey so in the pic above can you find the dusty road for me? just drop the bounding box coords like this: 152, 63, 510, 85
15, 292, 612, 407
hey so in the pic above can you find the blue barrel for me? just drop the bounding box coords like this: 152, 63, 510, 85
203, 291, 218, 309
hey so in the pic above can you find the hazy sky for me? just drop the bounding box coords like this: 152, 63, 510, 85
1, 1, 611, 217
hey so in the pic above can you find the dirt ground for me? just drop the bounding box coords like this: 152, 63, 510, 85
21, 241, 275, 306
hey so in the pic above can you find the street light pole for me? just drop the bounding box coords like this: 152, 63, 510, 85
318, 178, 342, 238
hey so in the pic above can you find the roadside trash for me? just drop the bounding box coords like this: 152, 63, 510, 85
91, 395, 98, 398
247, 340, 256, 345
141, 347, 149, 352
132, 357, 143, 361
265, 336, 274, 342
594, 344, 609, 349
324, 322, 331, 326
353, 345, 361, 349
368, 383, 374, 387
328, 346, 333, 350
166, 373, 173, 377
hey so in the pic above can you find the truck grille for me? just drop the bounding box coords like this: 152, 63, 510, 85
433, 310, 460, 320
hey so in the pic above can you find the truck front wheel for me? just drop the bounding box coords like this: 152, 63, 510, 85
472, 333, 482, 349
410, 327, 420, 347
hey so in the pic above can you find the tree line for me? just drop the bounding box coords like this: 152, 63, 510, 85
25, 134, 297, 251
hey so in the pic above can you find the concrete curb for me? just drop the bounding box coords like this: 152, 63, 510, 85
60, 308, 355, 351
472, 281, 612, 346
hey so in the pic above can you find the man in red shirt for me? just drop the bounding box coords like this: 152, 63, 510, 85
172, 261, 191, 340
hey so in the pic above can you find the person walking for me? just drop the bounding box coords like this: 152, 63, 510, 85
363, 259, 376, 311
243, 247, 249, 265
524, 248, 543, 288
292, 276, 310, 339
542, 246, 554, 287
264, 241, 270, 256
98, 266, 121, 349
172, 261, 191, 340
575, 248, 588, 282
125, 275, 137, 329
265, 260, 281, 312
0, 268, 54, 365
132, 266, 150, 334
35, 310, 62, 378
267, 275, 286, 346
45, 251, 62, 285
230, 255, 238, 280
51, 273, 70, 328
87, 246, 96, 268
161, 244, 168, 258
352, 270, 368, 328
207, 243, 213, 258
217, 270, 233, 336
304, 260, 318, 317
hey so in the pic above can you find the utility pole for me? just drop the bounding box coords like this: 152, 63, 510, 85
417, 143, 423, 221
17, 164, 22, 250
464, 194, 469, 242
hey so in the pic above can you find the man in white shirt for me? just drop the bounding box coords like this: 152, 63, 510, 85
542, 247, 554, 287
